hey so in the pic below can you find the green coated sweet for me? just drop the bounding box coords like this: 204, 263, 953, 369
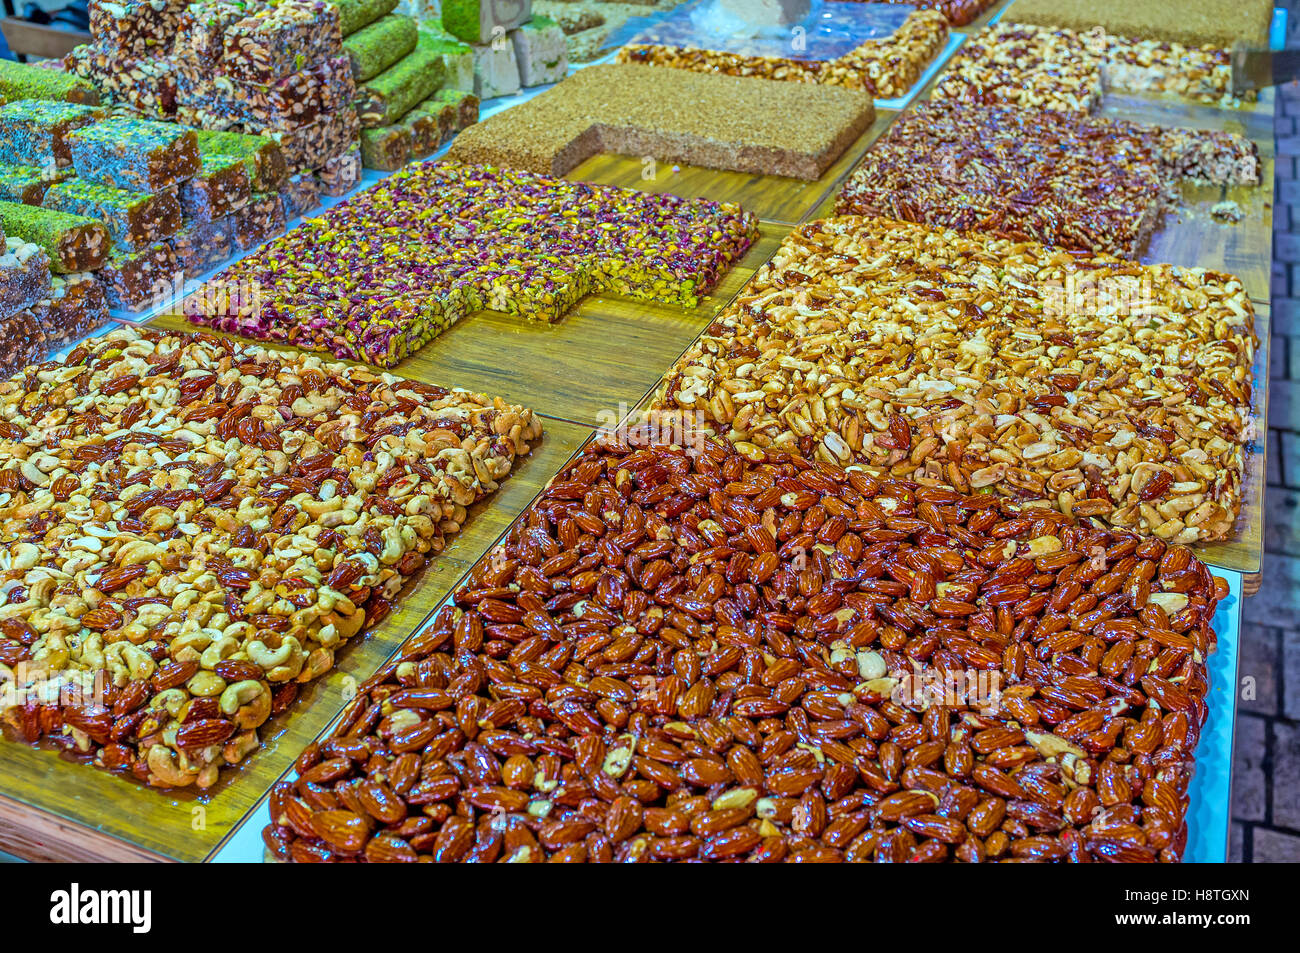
417, 21, 475, 93
344, 14, 418, 81
359, 125, 411, 171
354, 30, 447, 126
329, 0, 398, 37
0, 199, 109, 272
0, 165, 62, 205
193, 130, 288, 191
441, 0, 529, 44
0, 60, 100, 105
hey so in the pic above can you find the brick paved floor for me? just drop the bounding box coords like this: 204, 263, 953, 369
1231, 1, 1300, 863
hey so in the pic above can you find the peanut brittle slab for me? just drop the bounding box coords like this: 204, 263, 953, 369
933, 21, 1260, 112
617, 10, 949, 100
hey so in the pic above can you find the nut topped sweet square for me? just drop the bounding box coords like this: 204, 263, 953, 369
836, 101, 1168, 259
933, 20, 1258, 111
0, 326, 541, 787
651, 215, 1256, 545
187, 161, 758, 367
836, 101, 1259, 259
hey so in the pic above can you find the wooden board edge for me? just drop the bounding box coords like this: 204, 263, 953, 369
0, 791, 172, 863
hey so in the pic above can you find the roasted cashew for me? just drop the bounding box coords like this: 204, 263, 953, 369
146, 745, 199, 788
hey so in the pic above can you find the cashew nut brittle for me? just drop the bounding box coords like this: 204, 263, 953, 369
651, 215, 1256, 545
0, 326, 542, 788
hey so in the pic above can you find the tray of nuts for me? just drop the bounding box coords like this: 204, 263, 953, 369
258, 428, 1227, 862
0, 325, 582, 860
651, 215, 1264, 571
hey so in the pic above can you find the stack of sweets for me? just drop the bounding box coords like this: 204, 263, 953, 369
69, 0, 358, 201
0, 234, 55, 375
59, 116, 199, 308
439, 0, 567, 98
215, 1, 358, 193
63, 0, 189, 119
353, 21, 481, 170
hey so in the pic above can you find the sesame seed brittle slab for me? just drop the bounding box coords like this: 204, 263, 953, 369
445, 64, 876, 182
932, 22, 1105, 114
0, 325, 543, 792
651, 215, 1257, 548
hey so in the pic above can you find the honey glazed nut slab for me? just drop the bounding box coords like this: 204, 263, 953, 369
836, 100, 1260, 260
651, 215, 1256, 546
444, 64, 876, 181
187, 161, 759, 367
263, 433, 1225, 863
617, 9, 949, 100
932, 21, 1256, 112
0, 326, 542, 789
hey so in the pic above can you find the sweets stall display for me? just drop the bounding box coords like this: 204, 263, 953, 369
0, 0, 1283, 864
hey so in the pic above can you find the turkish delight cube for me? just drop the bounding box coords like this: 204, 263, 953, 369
232, 191, 286, 249
99, 241, 179, 311
0, 100, 104, 170
170, 216, 233, 276
67, 117, 200, 191
43, 178, 182, 251
511, 15, 566, 87
179, 154, 253, 221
